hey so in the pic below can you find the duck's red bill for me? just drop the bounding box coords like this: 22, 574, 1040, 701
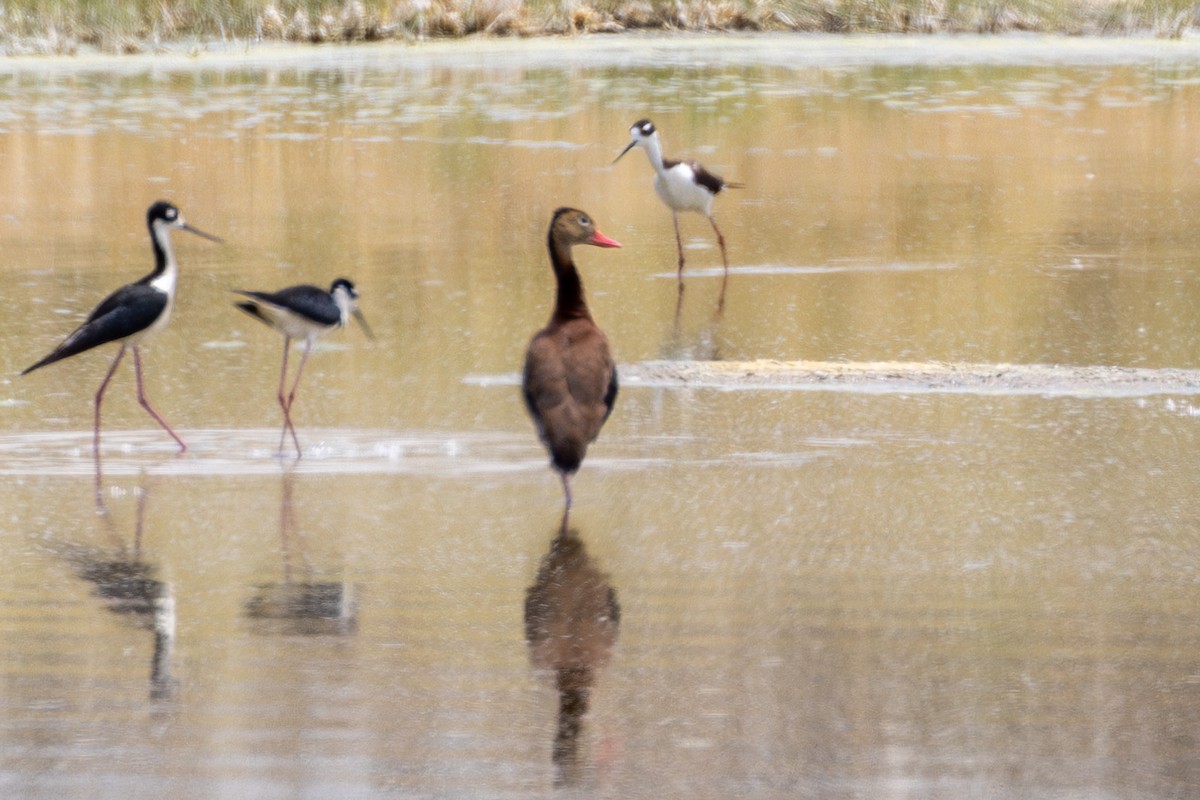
589, 231, 622, 248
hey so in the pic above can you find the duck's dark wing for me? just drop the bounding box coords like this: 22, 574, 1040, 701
522, 321, 616, 474
22, 284, 167, 375
602, 367, 618, 424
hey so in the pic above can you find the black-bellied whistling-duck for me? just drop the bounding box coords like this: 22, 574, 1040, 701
21, 201, 221, 455
522, 208, 621, 511
524, 522, 620, 785
233, 278, 373, 457
614, 118, 740, 279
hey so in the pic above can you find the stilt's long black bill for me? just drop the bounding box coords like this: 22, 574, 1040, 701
352, 309, 375, 341
612, 140, 637, 165
183, 223, 223, 244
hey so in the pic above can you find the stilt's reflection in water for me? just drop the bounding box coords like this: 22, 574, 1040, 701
243, 467, 357, 636
673, 267, 729, 333
668, 279, 727, 362
62, 464, 177, 701
524, 515, 621, 786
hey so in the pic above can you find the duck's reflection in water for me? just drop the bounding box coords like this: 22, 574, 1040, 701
524, 516, 621, 786
61, 471, 177, 701
243, 468, 357, 636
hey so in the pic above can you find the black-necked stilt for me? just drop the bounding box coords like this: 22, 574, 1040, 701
614, 118, 741, 281
522, 208, 621, 514
233, 278, 372, 457
21, 201, 220, 454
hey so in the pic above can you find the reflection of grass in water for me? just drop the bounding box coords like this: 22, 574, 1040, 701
2, 0, 1197, 52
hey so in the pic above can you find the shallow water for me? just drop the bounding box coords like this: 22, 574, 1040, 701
2, 34, 1200, 799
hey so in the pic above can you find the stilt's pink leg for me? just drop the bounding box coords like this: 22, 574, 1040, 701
93, 345, 126, 457
673, 212, 686, 277
279, 339, 312, 458
709, 214, 730, 316
708, 214, 729, 276
133, 347, 185, 452
277, 337, 302, 456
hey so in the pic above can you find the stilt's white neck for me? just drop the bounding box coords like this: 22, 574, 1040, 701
641, 134, 667, 175
149, 221, 178, 296
332, 286, 353, 327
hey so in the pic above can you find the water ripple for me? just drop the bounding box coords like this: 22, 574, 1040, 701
0, 429, 539, 477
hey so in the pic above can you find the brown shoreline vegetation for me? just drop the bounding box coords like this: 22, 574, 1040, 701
1, 0, 1197, 55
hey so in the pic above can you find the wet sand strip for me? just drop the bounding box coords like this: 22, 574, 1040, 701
621, 360, 1200, 397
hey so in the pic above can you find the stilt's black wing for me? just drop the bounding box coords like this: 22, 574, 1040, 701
23, 285, 167, 375
233, 286, 340, 327
686, 160, 742, 194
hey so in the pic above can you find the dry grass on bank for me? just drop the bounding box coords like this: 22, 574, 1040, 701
1, 0, 1197, 54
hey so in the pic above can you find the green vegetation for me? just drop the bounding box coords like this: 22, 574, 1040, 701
2, 0, 1197, 53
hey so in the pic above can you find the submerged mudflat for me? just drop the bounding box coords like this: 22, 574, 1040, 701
622, 359, 1200, 396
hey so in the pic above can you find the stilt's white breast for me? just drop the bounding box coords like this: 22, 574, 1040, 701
654, 164, 714, 215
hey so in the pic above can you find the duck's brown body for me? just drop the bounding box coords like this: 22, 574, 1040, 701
522, 208, 621, 509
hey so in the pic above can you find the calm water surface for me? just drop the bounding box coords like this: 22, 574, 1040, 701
1, 34, 1200, 799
